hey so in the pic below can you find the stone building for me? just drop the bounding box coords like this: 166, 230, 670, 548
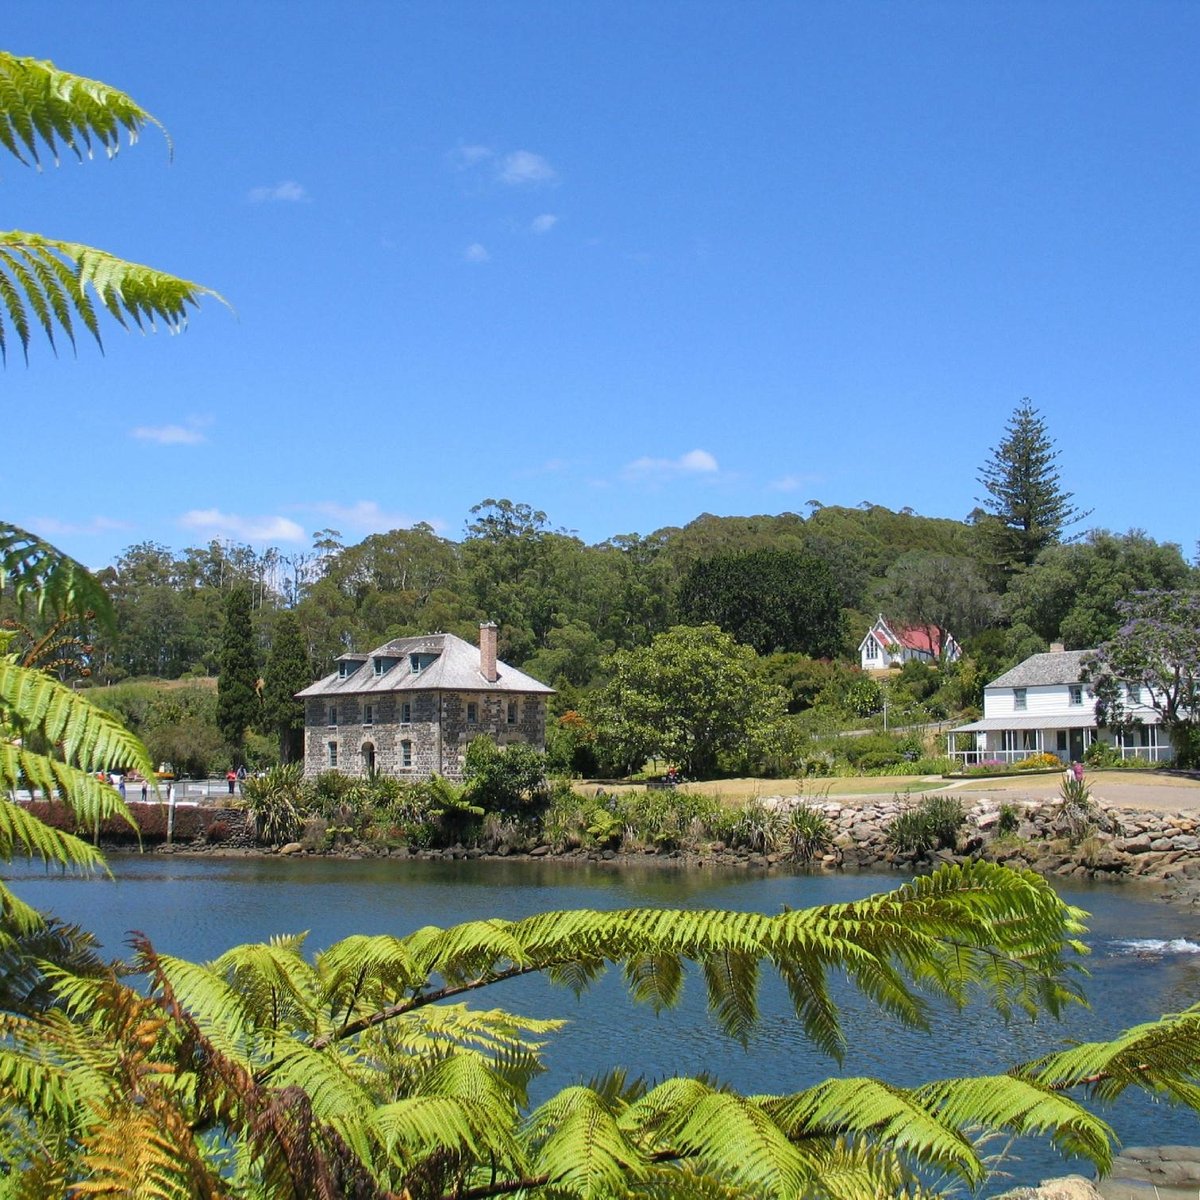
296, 623, 554, 780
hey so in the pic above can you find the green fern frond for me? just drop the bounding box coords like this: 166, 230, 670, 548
528, 1084, 647, 1197
1023, 1002, 1200, 1104
0, 656, 155, 783
0, 52, 164, 168
0, 523, 113, 627
0, 233, 222, 361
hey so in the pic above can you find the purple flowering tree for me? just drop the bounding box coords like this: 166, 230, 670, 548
1083, 591, 1200, 767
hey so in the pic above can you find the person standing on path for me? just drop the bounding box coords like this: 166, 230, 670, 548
140, 778, 148, 803
226, 769, 237, 796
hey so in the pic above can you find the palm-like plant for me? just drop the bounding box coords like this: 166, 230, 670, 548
0, 861, 1130, 1199
0, 48, 219, 933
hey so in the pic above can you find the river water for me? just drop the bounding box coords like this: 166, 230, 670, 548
8, 854, 1200, 1193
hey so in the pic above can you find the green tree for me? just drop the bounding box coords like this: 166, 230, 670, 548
878, 551, 1001, 658
1083, 590, 1200, 767
678, 548, 843, 657
216, 584, 258, 754
587, 624, 787, 778
261, 609, 310, 763
976, 400, 1090, 581
1004, 529, 1193, 648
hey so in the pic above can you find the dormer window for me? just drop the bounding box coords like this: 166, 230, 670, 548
339, 662, 350, 679
373, 657, 385, 676
410, 654, 423, 674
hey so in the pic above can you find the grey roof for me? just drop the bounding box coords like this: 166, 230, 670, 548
987, 650, 1092, 690
297, 632, 555, 699
950, 712, 1101, 733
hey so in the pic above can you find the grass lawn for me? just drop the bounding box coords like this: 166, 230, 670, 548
577, 776, 947, 805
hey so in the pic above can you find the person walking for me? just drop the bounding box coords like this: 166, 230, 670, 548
226, 768, 237, 796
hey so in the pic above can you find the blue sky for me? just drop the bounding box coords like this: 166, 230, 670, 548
5, 3, 1198, 566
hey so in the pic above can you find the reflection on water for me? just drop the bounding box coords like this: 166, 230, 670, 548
7, 856, 1200, 1194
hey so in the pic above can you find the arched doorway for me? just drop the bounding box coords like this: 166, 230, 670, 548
361, 742, 376, 775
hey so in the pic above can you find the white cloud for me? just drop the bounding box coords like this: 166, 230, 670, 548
498, 150, 557, 185
623, 448, 720, 480
27, 515, 130, 537
530, 213, 559, 234
301, 500, 434, 534
130, 422, 207, 446
463, 242, 490, 263
766, 473, 821, 493
179, 509, 305, 543
449, 144, 495, 169
247, 180, 310, 203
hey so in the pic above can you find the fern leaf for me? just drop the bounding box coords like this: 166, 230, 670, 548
0, 523, 113, 627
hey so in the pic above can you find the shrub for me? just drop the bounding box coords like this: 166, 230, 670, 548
1017, 751, 1063, 771
886, 794, 965, 855
204, 820, 231, 845
996, 803, 1021, 837
242, 763, 306, 846
729, 800, 785, 854
464, 736, 549, 816
1056, 772, 1100, 844
785, 805, 833, 864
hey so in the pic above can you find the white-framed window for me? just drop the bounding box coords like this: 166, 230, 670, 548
374, 657, 385, 676
327, 741, 338, 768
1068, 685, 1083, 706
467, 701, 478, 724
339, 662, 350, 679
1127, 682, 1141, 703
1013, 688, 1027, 711
410, 654, 423, 674
401, 740, 413, 768
400, 701, 411, 724
507, 700, 517, 725
864, 635, 880, 660
363, 704, 374, 726
328, 705, 338, 726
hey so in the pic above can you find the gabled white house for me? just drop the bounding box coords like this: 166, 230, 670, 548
859, 614, 961, 671
948, 645, 1172, 766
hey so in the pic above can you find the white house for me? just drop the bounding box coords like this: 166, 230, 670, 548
948, 645, 1172, 766
859, 614, 961, 671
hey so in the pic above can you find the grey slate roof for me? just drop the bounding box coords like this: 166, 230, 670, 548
296, 632, 555, 699
987, 649, 1092, 690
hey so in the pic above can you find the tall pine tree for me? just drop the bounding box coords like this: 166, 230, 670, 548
262, 610, 310, 763
976, 400, 1090, 583
216, 584, 258, 756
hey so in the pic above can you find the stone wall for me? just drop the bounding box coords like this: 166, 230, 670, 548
303, 691, 547, 781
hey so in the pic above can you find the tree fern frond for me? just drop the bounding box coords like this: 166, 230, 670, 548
0, 233, 223, 360
0, 656, 155, 783
0, 52, 165, 168
0, 523, 113, 627
527, 1085, 647, 1198
0, 787, 111, 869
1023, 1002, 1200, 1104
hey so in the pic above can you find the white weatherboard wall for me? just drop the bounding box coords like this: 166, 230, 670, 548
984, 684, 1092, 720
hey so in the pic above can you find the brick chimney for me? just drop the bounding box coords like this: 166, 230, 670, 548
1050, 642, 1065, 653
479, 621, 498, 682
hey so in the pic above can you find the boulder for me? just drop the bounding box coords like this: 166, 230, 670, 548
277, 842, 303, 856
993, 1175, 1104, 1199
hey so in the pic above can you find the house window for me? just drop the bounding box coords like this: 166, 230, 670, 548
374, 657, 385, 676
363, 704, 374, 726
1127, 682, 1141, 703
339, 662, 349, 679
507, 700, 517, 725
401, 740, 412, 768
1013, 688, 1027, 711
400, 701, 411, 724
410, 654, 423, 674
328, 705, 338, 726
864, 635, 880, 660
466, 701, 478, 724
1068, 685, 1083, 706
327, 741, 338, 768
